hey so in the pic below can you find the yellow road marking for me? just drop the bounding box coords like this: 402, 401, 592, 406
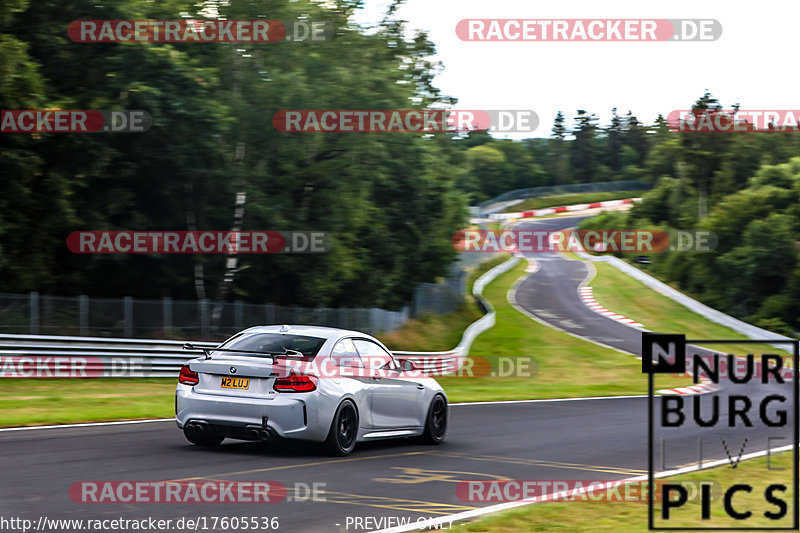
167, 451, 431, 482
321, 491, 477, 515
438, 452, 646, 476
374, 467, 511, 484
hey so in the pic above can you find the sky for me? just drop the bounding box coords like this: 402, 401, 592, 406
352, 0, 800, 139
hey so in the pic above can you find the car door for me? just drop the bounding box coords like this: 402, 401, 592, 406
329, 338, 373, 427
353, 338, 425, 429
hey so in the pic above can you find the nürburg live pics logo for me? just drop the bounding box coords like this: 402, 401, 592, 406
643, 332, 798, 529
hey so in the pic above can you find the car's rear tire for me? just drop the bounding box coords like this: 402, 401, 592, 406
421, 394, 447, 444
183, 427, 224, 447
324, 400, 358, 456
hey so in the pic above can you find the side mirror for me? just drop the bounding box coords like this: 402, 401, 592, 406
396, 358, 417, 371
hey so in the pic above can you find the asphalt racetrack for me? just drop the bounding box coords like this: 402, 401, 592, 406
1, 216, 794, 533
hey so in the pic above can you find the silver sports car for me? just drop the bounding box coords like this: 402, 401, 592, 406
175, 325, 448, 455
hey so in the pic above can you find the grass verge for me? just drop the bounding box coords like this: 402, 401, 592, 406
440, 260, 688, 403
377, 255, 507, 351
585, 258, 792, 357
463, 451, 793, 531
0, 378, 176, 427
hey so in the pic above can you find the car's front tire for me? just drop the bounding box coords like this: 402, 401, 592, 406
420, 394, 447, 444
183, 427, 224, 447
324, 400, 358, 456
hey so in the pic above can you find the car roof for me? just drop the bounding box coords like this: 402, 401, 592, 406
234, 325, 375, 342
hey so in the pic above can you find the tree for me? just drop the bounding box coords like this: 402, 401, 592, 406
569, 110, 599, 182
604, 107, 623, 172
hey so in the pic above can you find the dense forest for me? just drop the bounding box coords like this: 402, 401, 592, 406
1, 0, 473, 309
3, 1, 798, 327
0, 0, 644, 308
581, 94, 800, 335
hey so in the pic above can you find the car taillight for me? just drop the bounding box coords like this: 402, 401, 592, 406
273, 373, 317, 393
179, 365, 199, 385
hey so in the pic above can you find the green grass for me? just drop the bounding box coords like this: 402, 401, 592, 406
585, 258, 792, 357
503, 191, 640, 213
463, 452, 793, 531
0, 378, 176, 427
0, 256, 689, 427
440, 260, 689, 402
377, 256, 507, 351
378, 303, 483, 352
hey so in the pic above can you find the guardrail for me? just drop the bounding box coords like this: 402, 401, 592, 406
576, 252, 793, 350
475, 180, 648, 215
0, 256, 519, 378
395, 255, 519, 374
488, 197, 642, 220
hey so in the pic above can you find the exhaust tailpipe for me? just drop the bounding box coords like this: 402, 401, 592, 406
186, 422, 207, 434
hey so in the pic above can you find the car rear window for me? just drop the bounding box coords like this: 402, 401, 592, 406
216, 333, 326, 359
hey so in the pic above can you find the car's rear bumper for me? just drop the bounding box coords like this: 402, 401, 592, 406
175, 384, 328, 441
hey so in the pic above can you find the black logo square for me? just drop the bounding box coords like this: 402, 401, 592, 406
642, 333, 686, 374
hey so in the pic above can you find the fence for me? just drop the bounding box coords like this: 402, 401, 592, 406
0, 256, 520, 378
0, 242, 503, 341
0, 292, 414, 340
0, 259, 488, 340
475, 180, 649, 215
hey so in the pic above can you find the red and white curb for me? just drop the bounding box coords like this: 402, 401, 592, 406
578, 286, 645, 328
516, 253, 539, 273
489, 197, 642, 220
578, 284, 716, 396
657, 377, 719, 396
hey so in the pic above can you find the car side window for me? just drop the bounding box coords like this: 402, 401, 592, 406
330, 338, 364, 368
353, 339, 397, 370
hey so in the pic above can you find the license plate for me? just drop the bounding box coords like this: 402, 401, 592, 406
220, 377, 250, 390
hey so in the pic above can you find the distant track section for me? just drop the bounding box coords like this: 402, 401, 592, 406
489, 197, 641, 220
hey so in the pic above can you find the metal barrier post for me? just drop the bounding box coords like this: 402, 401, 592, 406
235, 300, 243, 330
30, 291, 39, 334
79, 295, 88, 336
200, 299, 209, 338
123, 296, 133, 337
163, 297, 172, 336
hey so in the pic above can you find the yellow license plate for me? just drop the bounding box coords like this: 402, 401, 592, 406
220, 377, 250, 390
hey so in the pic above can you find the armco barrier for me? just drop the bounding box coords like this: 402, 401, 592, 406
489, 197, 642, 221
0, 256, 519, 378
395, 254, 519, 373
475, 180, 649, 215
577, 252, 793, 349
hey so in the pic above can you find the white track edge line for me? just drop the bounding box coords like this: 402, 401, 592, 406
0, 395, 651, 432
507, 261, 639, 357
0, 418, 175, 432
372, 443, 796, 532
